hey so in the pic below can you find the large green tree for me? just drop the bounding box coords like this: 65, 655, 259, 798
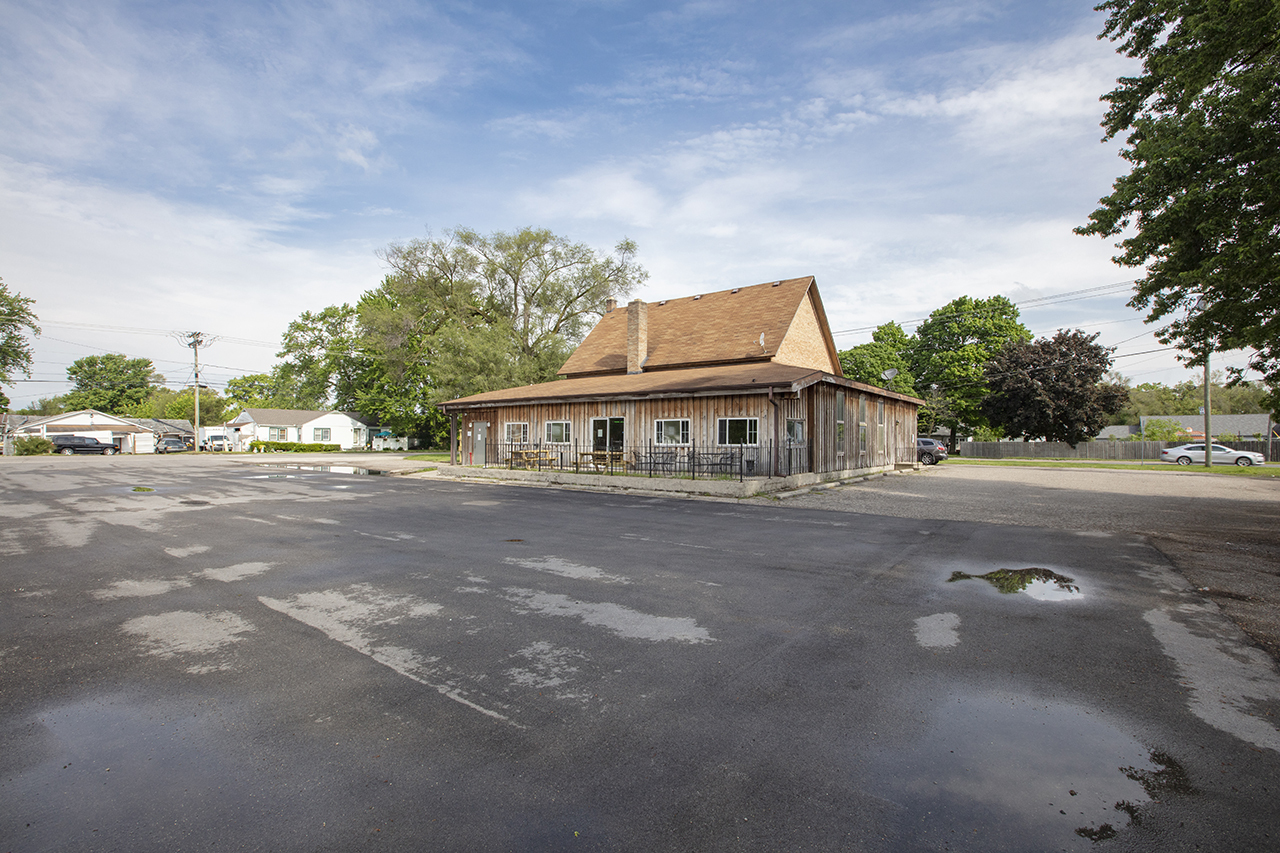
981, 330, 1129, 447
837, 322, 916, 394
275, 304, 368, 411
62, 354, 160, 414
1076, 0, 1280, 396
907, 295, 1031, 446
224, 371, 303, 412
371, 227, 647, 401
1, 276, 40, 411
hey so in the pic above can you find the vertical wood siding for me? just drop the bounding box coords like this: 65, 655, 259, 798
455, 384, 917, 474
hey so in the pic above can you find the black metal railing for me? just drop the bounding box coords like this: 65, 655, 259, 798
484, 440, 812, 480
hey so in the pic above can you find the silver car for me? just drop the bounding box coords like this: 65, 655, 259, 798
1160, 443, 1266, 467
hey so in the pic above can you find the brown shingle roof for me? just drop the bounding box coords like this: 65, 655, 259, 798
557, 276, 838, 377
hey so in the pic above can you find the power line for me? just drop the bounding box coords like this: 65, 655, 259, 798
39, 320, 277, 348
831, 280, 1136, 338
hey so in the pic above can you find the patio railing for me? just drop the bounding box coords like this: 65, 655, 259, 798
485, 440, 812, 480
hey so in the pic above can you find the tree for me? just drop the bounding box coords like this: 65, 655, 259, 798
62, 354, 160, 414
907, 296, 1031, 447
981, 330, 1129, 447
374, 227, 647, 402
1, 276, 40, 410
1076, 1, 1280, 391
224, 370, 307, 412
837, 323, 916, 394
275, 305, 367, 411
17, 396, 66, 416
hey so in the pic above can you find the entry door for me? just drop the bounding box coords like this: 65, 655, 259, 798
591, 417, 625, 451
474, 422, 487, 463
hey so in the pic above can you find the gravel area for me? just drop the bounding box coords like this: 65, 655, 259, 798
753, 464, 1280, 660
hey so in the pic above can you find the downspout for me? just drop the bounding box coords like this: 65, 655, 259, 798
768, 386, 780, 478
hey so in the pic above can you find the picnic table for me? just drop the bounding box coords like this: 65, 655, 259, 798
509, 448, 558, 468
578, 450, 633, 471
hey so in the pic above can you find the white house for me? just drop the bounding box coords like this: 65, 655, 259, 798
225, 408, 374, 450
4, 410, 157, 454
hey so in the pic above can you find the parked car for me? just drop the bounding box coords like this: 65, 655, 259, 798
917, 437, 948, 465
1160, 443, 1265, 467
202, 436, 230, 451
155, 437, 190, 454
50, 435, 117, 455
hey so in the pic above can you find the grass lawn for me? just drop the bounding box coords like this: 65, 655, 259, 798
945, 457, 1280, 478
405, 452, 453, 463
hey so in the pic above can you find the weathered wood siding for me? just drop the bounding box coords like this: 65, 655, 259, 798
455, 381, 917, 475
458, 393, 782, 455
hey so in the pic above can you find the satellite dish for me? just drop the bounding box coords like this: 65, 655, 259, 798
881, 368, 899, 381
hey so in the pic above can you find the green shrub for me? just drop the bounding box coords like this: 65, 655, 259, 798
248, 441, 342, 453
14, 436, 54, 455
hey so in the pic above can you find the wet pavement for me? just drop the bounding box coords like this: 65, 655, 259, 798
2, 456, 1279, 851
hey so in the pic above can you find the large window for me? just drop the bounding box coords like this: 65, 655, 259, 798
545, 421, 571, 444
313, 427, 331, 442
505, 422, 529, 444
269, 427, 288, 442
836, 390, 846, 457
717, 418, 758, 446
654, 419, 690, 445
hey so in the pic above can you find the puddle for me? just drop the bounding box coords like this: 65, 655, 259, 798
948, 567, 1082, 600
867, 690, 1179, 851
256, 464, 383, 475
2, 694, 273, 850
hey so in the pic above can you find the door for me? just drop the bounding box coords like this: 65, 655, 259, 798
474, 422, 487, 464
592, 417, 625, 451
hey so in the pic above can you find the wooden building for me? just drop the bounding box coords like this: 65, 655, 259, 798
441, 276, 921, 480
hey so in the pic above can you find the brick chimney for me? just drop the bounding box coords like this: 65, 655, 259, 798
604, 297, 617, 313
627, 299, 648, 374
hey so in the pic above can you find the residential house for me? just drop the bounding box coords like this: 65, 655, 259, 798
441, 276, 922, 480
3, 410, 158, 454
1137, 413, 1276, 441
225, 408, 373, 450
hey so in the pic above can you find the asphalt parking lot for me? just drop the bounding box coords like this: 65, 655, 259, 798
2, 455, 1279, 852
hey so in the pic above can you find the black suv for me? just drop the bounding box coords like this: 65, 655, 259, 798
916, 437, 948, 465
51, 435, 118, 455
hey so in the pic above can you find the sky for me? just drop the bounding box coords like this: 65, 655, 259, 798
0, 0, 1259, 409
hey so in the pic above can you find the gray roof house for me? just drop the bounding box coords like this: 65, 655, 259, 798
1137, 413, 1275, 440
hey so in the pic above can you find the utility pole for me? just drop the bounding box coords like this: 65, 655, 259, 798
181, 332, 212, 452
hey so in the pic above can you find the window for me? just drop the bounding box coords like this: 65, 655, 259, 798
269, 427, 288, 442
836, 390, 845, 455
505, 422, 529, 444
786, 420, 805, 443
858, 396, 868, 462
545, 421, 571, 444
313, 427, 331, 442
717, 418, 758, 445
654, 419, 690, 445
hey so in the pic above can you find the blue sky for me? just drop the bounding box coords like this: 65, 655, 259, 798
0, 0, 1253, 407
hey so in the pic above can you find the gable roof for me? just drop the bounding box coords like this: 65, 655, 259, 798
7, 409, 151, 433
557, 276, 842, 378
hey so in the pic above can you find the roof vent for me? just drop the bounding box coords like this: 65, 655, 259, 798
658, 300, 666, 306
772, 280, 782, 287
731, 288, 740, 294
693, 295, 701, 300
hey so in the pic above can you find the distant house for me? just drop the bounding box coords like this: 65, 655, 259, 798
1136, 414, 1275, 440
441, 276, 922, 479
225, 408, 373, 450
3, 410, 158, 454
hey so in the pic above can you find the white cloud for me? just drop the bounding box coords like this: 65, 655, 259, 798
0, 157, 382, 403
